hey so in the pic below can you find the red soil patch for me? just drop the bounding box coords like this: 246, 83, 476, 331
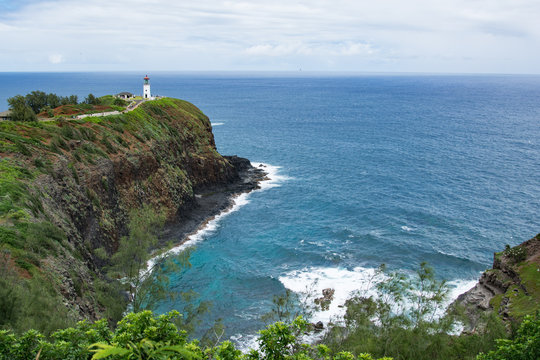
38, 105, 114, 117
2, 255, 32, 279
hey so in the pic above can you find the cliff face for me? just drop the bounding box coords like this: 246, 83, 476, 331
456, 234, 540, 329
0, 98, 250, 332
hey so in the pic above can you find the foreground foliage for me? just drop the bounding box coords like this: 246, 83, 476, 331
1, 309, 538, 360
0, 311, 391, 360
476, 314, 540, 360
0, 301, 538, 360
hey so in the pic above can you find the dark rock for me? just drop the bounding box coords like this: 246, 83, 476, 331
314, 288, 335, 311
313, 321, 324, 332
322, 288, 335, 298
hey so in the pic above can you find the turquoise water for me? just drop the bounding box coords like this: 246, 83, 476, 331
1, 73, 539, 344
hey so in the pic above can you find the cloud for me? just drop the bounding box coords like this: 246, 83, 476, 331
245, 42, 375, 57
0, 0, 539, 72
245, 44, 310, 57
336, 43, 375, 56
48, 54, 64, 64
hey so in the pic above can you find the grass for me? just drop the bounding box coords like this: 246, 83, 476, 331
489, 247, 540, 321
507, 285, 538, 319
519, 261, 540, 295
489, 293, 504, 312
507, 261, 540, 317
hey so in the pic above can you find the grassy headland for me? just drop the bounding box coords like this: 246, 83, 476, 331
0, 97, 239, 333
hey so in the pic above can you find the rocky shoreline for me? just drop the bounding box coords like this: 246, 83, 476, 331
454, 233, 540, 330
160, 156, 268, 247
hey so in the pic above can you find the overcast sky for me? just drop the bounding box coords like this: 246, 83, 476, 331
1, 0, 539, 73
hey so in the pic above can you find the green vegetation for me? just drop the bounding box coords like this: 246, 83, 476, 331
488, 238, 540, 321
0, 311, 392, 360
106, 205, 189, 313
99, 95, 128, 107
7, 95, 37, 122
322, 263, 507, 360
0, 250, 74, 335
262, 289, 310, 324
7, 91, 81, 121
476, 314, 540, 360
85, 94, 100, 105
6, 90, 128, 121
1, 309, 539, 360
0, 97, 225, 334
503, 244, 527, 264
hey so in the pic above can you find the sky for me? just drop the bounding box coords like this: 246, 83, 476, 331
0, 0, 539, 73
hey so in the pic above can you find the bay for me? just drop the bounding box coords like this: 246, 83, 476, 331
1, 72, 539, 345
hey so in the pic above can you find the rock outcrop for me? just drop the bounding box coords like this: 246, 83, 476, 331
314, 288, 335, 311
455, 233, 540, 329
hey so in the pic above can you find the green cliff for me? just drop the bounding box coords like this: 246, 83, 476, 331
0, 98, 249, 333
456, 233, 540, 329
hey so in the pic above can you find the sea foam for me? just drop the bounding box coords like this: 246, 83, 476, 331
231, 268, 478, 352
279, 266, 478, 326
279, 267, 385, 324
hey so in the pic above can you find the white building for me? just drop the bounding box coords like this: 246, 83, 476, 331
143, 75, 151, 99
116, 92, 134, 99
0, 110, 12, 121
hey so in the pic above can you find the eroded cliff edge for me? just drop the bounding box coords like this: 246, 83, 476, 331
455, 233, 540, 330
0, 98, 263, 332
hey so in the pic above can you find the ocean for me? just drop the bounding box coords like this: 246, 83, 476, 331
1, 72, 539, 346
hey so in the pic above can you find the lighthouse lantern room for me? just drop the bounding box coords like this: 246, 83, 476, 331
143, 75, 151, 99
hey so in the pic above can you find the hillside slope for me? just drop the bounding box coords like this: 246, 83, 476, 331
0, 98, 254, 333
456, 233, 540, 329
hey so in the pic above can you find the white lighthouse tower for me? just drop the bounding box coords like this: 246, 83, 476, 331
143, 75, 151, 99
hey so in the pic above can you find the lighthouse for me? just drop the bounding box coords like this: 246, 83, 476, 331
143, 75, 151, 99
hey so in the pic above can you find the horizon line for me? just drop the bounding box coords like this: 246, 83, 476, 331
1, 70, 540, 77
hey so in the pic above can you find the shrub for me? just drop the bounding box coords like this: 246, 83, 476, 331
503, 244, 527, 264
0, 311, 393, 360
476, 314, 540, 360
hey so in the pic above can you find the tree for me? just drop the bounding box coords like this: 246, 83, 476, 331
108, 205, 165, 312
476, 314, 540, 360
7, 95, 37, 122
25, 90, 48, 114
46, 93, 60, 109
408, 262, 449, 327
107, 205, 191, 313
41, 106, 54, 118
262, 287, 318, 325
85, 93, 100, 105
59, 96, 70, 106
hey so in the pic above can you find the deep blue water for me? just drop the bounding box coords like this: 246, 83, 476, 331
1, 72, 539, 343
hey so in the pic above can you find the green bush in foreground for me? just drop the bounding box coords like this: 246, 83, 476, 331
0, 311, 391, 360
0, 306, 537, 360
476, 314, 540, 360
